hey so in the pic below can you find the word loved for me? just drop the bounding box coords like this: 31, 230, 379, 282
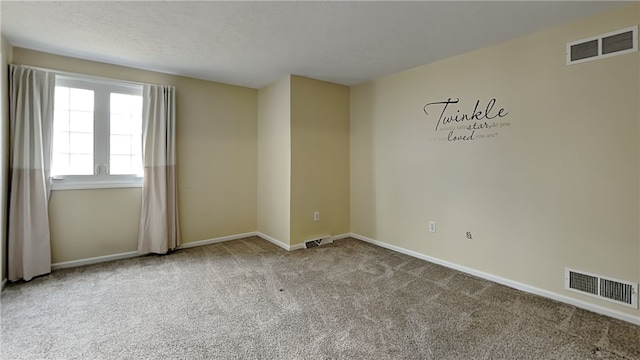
448, 130, 475, 142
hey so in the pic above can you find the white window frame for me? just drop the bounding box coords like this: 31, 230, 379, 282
51, 75, 144, 190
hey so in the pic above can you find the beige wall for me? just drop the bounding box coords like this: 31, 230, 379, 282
1, 36, 14, 281
257, 76, 291, 244
350, 4, 639, 318
257, 75, 350, 247
290, 76, 350, 245
49, 189, 141, 261
11, 48, 257, 263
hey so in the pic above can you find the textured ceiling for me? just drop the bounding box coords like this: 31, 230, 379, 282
0, 1, 627, 89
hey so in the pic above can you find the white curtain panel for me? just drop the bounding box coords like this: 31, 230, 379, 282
8, 65, 55, 281
138, 84, 181, 254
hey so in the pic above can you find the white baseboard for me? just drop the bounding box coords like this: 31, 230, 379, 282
51, 232, 261, 270
52, 251, 140, 270
256, 232, 288, 250
256, 232, 304, 251
178, 232, 258, 249
256, 232, 352, 251
349, 233, 640, 326
332, 233, 351, 241
49, 232, 349, 272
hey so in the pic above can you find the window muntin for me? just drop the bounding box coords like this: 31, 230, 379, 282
51, 76, 144, 190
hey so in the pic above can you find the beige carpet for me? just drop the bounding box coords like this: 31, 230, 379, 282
1, 237, 639, 359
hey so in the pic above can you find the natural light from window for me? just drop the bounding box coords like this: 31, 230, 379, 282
52, 86, 95, 176
51, 76, 144, 189
110, 93, 142, 175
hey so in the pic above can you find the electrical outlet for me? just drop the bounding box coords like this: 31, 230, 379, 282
429, 221, 436, 233
314, 211, 320, 222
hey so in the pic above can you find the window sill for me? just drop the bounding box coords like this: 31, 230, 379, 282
51, 179, 143, 191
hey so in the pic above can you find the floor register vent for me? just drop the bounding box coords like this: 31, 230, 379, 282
305, 235, 333, 249
565, 268, 638, 309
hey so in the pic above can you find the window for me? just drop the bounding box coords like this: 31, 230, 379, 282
51, 76, 144, 189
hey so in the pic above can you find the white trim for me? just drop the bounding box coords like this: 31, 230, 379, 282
255, 232, 306, 251
178, 232, 259, 249
256, 232, 289, 250
46, 232, 349, 273
349, 233, 640, 326
332, 233, 351, 241
51, 251, 139, 270
51, 232, 263, 269
51, 179, 143, 190
51, 76, 144, 188
57, 74, 144, 93
234, 233, 351, 251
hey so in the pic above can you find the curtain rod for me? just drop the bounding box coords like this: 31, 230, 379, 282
11, 63, 168, 87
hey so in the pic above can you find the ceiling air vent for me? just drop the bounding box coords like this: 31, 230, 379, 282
567, 25, 638, 65
565, 268, 638, 308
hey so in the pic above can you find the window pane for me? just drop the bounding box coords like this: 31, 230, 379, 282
70, 88, 94, 112
52, 86, 95, 177
51, 154, 69, 176
132, 135, 141, 155
109, 148, 142, 175
68, 154, 93, 175
110, 155, 135, 175
69, 110, 93, 133
52, 131, 69, 154
111, 134, 132, 155
111, 93, 142, 116
69, 132, 93, 154
133, 155, 142, 171
54, 110, 69, 132
110, 93, 143, 175
111, 93, 130, 113
110, 114, 130, 135
54, 87, 70, 110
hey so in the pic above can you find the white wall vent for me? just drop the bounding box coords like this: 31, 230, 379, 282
566, 25, 638, 65
565, 268, 638, 308
304, 235, 333, 249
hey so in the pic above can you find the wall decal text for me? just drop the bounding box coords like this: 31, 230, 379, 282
423, 98, 510, 142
